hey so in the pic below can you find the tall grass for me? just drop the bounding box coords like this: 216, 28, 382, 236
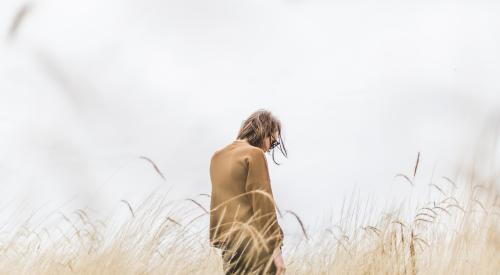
0, 167, 497, 274
1, 121, 500, 274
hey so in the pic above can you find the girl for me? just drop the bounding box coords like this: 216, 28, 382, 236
209, 109, 287, 275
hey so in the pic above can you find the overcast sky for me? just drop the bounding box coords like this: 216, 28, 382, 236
1, 0, 499, 238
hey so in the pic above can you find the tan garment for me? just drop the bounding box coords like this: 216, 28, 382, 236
209, 140, 284, 254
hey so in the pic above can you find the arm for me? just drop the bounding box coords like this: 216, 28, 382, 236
245, 148, 284, 252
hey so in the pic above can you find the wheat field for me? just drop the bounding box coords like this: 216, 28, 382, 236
1, 114, 499, 275
1, 152, 498, 275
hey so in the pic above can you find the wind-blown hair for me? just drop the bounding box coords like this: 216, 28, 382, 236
236, 109, 288, 165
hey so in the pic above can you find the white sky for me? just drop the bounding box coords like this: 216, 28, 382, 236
1, 0, 499, 238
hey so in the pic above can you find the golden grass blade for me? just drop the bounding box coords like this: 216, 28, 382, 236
185, 198, 209, 214
139, 155, 167, 181
120, 199, 135, 218
413, 152, 420, 178
395, 173, 414, 186
284, 210, 309, 241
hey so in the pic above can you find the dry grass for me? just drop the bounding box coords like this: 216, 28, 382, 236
0, 172, 497, 275
2, 126, 500, 275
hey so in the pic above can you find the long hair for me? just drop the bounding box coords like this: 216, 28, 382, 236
236, 109, 288, 165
